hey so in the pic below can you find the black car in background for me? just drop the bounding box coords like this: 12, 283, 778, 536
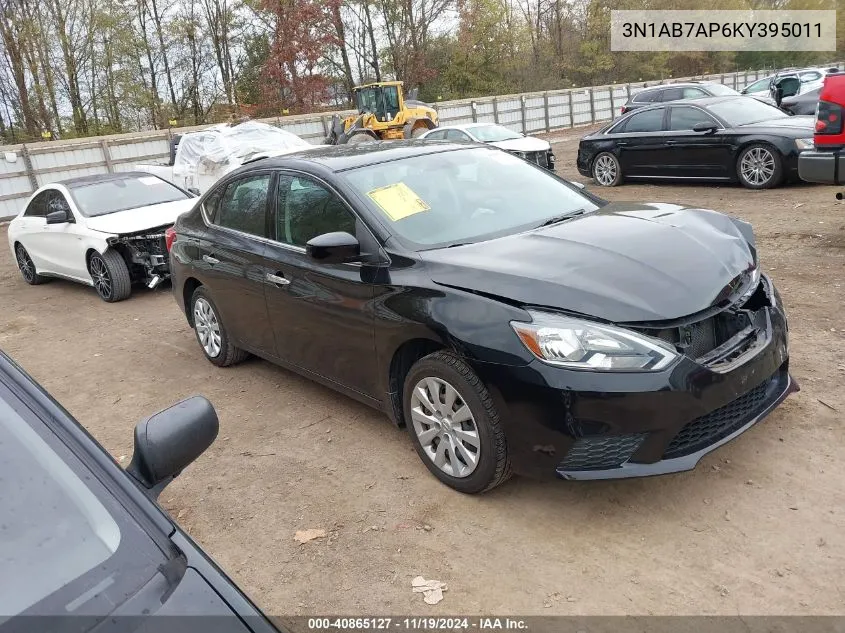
0, 350, 279, 633
619, 81, 739, 115
578, 96, 815, 189
168, 141, 795, 492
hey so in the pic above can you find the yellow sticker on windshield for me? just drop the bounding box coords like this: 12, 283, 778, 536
367, 182, 430, 221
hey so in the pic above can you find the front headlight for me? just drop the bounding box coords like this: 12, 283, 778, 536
795, 138, 815, 150
511, 311, 679, 371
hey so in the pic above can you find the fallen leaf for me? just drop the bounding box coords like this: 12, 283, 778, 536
294, 528, 326, 544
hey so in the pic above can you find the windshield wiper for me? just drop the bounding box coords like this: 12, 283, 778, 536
535, 208, 588, 228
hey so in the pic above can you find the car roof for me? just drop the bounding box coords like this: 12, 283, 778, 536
434, 123, 503, 131
636, 81, 721, 93
57, 171, 160, 188
242, 141, 479, 172
629, 95, 746, 109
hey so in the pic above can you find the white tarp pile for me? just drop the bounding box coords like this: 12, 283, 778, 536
173, 120, 313, 189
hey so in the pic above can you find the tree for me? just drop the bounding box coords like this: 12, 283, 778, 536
260, 0, 340, 110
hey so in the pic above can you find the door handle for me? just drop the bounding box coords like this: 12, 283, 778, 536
616, 142, 629, 147
202, 254, 220, 265
665, 140, 678, 146
266, 272, 290, 286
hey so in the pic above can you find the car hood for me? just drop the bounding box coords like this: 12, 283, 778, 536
84, 198, 197, 235
488, 137, 551, 152
420, 203, 757, 323
736, 115, 814, 134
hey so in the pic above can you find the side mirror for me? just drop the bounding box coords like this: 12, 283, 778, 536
46, 209, 70, 224
306, 231, 360, 264
187, 186, 201, 197
693, 122, 718, 133
127, 396, 219, 498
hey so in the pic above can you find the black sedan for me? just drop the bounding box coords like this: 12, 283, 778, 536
169, 142, 796, 493
0, 350, 279, 632
577, 96, 815, 189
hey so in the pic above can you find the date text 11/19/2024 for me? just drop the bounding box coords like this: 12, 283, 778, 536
306, 617, 528, 630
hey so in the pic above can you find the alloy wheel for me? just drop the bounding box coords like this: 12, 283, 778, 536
15, 245, 34, 283
410, 377, 481, 478
593, 154, 618, 186
90, 256, 112, 299
194, 297, 222, 358
740, 147, 775, 186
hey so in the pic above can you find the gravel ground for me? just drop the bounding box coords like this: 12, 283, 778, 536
1, 128, 843, 616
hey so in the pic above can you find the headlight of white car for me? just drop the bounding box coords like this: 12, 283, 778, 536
511, 311, 679, 371
795, 138, 815, 150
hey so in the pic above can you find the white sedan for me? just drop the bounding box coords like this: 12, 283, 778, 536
8, 172, 196, 302
419, 123, 555, 170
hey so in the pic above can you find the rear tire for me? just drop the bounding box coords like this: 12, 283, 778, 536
14, 243, 49, 285
737, 144, 783, 189
190, 286, 249, 367
403, 351, 511, 494
89, 250, 131, 302
592, 152, 623, 186
346, 132, 377, 145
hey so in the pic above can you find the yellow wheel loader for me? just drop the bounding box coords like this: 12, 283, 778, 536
325, 81, 439, 145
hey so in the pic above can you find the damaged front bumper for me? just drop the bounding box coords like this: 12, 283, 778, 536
107, 225, 171, 288
471, 274, 797, 480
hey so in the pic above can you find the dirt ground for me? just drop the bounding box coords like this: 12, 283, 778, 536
1, 129, 844, 616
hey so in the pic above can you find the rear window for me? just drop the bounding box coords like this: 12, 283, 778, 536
621, 108, 665, 133
632, 90, 660, 103
706, 83, 739, 96
69, 175, 189, 217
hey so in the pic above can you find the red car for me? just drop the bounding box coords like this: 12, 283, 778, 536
797, 72, 845, 186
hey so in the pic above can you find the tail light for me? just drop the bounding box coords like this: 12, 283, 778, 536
815, 100, 843, 135
620, 106, 629, 115
165, 226, 177, 252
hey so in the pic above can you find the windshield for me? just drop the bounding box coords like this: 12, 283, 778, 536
708, 98, 789, 127
469, 125, 523, 142
70, 175, 189, 217
356, 86, 400, 120
342, 147, 599, 249
0, 392, 165, 616
707, 84, 739, 96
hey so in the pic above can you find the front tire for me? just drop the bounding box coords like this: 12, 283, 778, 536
592, 151, 623, 186
403, 351, 511, 493
411, 126, 428, 138
14, 243, 49, 285
190, 287, 249, 367
346, 131, 377, 145
89, 250, 131, 302
737, 144, 783, 189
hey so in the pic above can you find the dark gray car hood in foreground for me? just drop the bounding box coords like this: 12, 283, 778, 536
421, 203, 757, 323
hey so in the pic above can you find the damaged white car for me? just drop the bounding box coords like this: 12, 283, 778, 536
7, 172, 196, 302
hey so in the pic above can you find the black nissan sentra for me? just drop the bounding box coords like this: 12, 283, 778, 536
168, 141, 797, 493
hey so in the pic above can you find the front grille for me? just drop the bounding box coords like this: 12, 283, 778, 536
663, 374, 779, 459
559, 433, 647, 471
516, 150, 549, 168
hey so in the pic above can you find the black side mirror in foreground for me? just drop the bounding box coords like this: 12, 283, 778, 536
187, 186, 201, 197
127, 396, 218, 498
46, 209, 70, 224
306, 231, 361, 264
693, 122, 718, 133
